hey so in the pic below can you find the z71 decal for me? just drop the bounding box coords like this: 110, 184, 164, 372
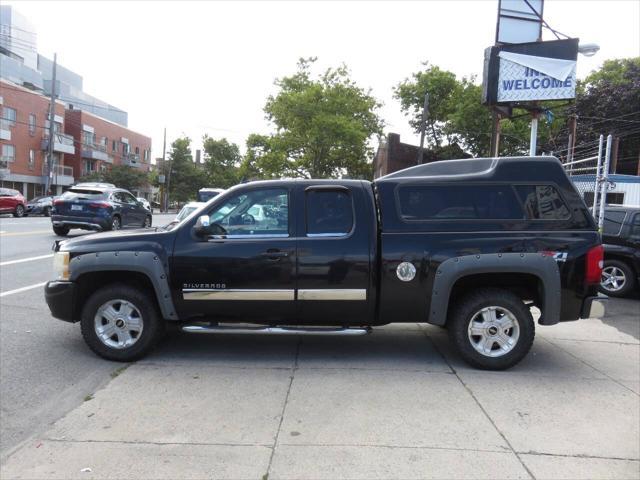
541, 251, 568, 263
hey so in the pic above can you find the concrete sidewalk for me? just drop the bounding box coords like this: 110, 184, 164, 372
2, 300, 639, 479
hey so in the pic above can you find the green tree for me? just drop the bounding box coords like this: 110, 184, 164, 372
202, 136, 242, 188
249, 58, 384, 179
80, 165, 149, 192
165, 137, 204, 203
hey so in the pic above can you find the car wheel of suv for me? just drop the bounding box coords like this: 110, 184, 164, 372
80, 284, 165, 361
448, 288, 535, 370
143, 215, 152, 228
599, 260, 635, 297
13, 205, 24, 217
44, 206, 52, 217
109, 216, 121, 231
53, 226, 69, 236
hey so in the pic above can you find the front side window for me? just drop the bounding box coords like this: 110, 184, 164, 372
515, 185, 571, 220
306, 189, 354, 236
207, 188, 288, 237
398, 185, 523, 221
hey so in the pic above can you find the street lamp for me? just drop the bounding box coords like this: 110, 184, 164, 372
578, 43, 600, 57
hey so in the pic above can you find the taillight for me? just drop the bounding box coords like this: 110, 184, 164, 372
89, 202, 110, 208
53, 199, 64, 206
585, 245, 604, 285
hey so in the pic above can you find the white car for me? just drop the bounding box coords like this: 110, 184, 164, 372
136, 197, 151, 211
175, 202, 206, 222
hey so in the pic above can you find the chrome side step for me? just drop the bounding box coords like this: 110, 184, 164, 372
181, 325, 371, 336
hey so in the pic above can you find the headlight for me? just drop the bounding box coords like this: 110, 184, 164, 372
53, 252, 70, 280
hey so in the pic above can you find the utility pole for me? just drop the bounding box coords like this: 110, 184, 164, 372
162, 128, 170, 212
416, 92, 429, 165
44, 53, 57, 195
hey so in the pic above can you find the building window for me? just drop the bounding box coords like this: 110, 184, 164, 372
28, 149, 36, 170
135, 146, 139, 155
82, 131, 95, 146
28, 114, 36, 135
3, 107, 17, 127
122, 143, 129, 155
144, 149, 149, 161
112, 140, 117, 152
2, 144, 16, 162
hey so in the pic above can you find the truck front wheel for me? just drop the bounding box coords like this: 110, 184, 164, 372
80, 284, 165, 362
448, 288, 534, 370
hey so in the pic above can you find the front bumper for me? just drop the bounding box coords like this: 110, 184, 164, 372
26, 205, 45, 214
580, 295, 608, 319
45, 281, 77, 322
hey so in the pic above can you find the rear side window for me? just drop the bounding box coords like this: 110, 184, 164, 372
306, 189, 354, 236
60, 189, 107, 201
603, 211, 627, 236
398, 185, 523, 220
515, 185, 571, 220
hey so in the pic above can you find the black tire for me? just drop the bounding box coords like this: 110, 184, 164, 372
143, 215, 152, 228
53, 226, 70, 236
44, 206, 52, 217
80, 284, 165, 362
13, 204, 24, 217
448, 288, 535, 370
599, 259, 636, 298
107, 215, 121, 231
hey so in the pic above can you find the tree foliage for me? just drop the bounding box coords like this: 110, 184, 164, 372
202, 136, 242, 188
80, 165, 149, 192
165, 137, 205, 203
247, 58, 383, 179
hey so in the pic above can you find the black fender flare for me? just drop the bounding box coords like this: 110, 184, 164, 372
427, 253, 561, 326
69, 251, 178, 320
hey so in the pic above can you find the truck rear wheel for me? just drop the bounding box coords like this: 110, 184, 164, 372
80, 284, 165, 362
448, 288, 534, 370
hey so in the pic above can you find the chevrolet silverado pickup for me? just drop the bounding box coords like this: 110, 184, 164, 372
45, 156, 606, 369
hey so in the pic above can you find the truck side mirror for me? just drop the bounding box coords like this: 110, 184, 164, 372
193, 215, 210, 237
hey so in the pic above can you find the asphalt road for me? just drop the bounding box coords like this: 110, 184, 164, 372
0, 213, 175, 460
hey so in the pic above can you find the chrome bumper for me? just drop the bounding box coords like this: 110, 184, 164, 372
581, 295, 608, 319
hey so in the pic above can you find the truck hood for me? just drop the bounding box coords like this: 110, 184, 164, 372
57, 228, 175, 256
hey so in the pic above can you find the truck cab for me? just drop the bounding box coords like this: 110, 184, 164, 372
45, 156, 606, 370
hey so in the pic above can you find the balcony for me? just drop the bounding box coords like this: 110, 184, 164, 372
43, 163, 75, 186
82, 143, 112, 163
122, 153, 144, 168
41, 132, 76, 155
0, 159, 10, 179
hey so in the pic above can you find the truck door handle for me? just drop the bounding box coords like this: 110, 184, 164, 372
260, 250, 288, 259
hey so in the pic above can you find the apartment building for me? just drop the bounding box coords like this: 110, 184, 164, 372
64, 108, 151, 179
0, 79, 75, 197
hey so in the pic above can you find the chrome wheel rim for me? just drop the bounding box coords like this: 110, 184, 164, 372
94, 299, 143, 349
601, 266, 626, 293
144, 217, 151, 227
112, 218, 120, 230
467, 306, 520, 358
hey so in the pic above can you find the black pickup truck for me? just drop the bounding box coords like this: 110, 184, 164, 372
45, 156, 606, 370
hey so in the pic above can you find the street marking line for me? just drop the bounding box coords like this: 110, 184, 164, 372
0, 282, 47, 298
0, 254, 54, 267
0, 230, 52, 237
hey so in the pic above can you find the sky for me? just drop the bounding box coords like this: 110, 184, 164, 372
7, 0, 640, 161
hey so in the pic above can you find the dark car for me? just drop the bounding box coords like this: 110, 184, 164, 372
51, 182, 152, 236
0, 188, 26, 217
45, 156, 605, 370
599, 205, 640, 297
25, 196, 54, 216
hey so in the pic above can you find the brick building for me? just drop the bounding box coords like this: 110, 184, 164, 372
0, 79, 75, 197
373, 133, 471, 178
64, 108, 152, 189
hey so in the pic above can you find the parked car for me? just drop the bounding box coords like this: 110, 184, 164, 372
0, 188, 26, 217
197, 188, 224, 203
25, 195, 54, 217
50, 183, 152, 236
599, 205, 640, 297
175, 201, 205, 222
136, 197, 151, 212
45, 156, 605, 370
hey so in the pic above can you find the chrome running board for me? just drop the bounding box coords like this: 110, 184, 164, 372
182, 325, 371, 336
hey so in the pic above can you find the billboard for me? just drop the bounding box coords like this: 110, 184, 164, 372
482, 38, 579, 106
496, 0, 544, 44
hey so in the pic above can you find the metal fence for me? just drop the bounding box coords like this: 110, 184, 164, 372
561, 134, 613, 232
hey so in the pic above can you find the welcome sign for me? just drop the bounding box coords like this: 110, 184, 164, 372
497, 51, 576, 102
